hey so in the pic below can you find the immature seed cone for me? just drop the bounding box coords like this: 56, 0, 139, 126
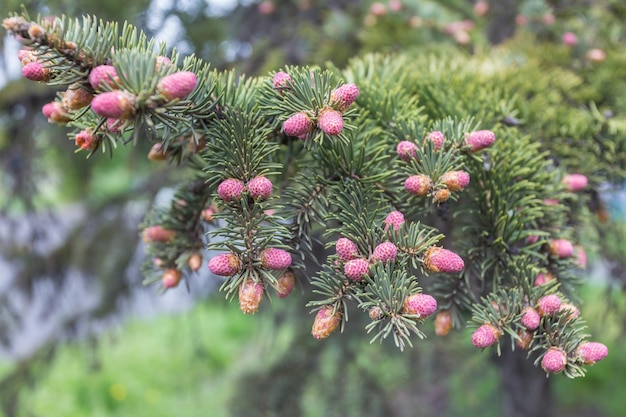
162, 268, 182, 288
272, 71, 291, 89
433, 188, 451, 203
368, 306, 384, 321
576, 342, 608, 365
283, 112, 313, 137
208, 253, 241, 277
435, 310, 453, 336
238, 280, 264, 314
330, 83, 359, 111
534, 272, 555, 286
147, 143, 168, 161
559, 303, 579, 321
562, 174, 588, 192
521, 307, 541, 330
465, 130, 495, 152
548, 238, 574, 258
156, 71, 198, 101
217, 178, 246, 202
75, 129, 97, 151
336, 237, 359, 261
516, 329, 534, 350
318, 108, 344, 135
541, 347, 567, 373
91, 91, 135, 119
248, 176, 273, 200
402, 293, 437, 318
471, 324, 501, 348
372, 242, 398, 263
344, 258, 370, 281
423, 246, 464, 273
42, 102, 71, 123
22, 61, 51, 82
142, 225, 176, 243
439, 171, 470, 192
311, 306, 341, 339
155, 56, 172, 71
88, 65, 119, 90
260, 248, 292, 270
276, 270, 296, 298
574, 245, 587, 269
188, 253, 203, 271
425, 131, 445, 150
396, 140, 418, 161
537, 294, 562, 316
62, 83, 93, 110
383, 211, 405, 231
405, 175, 432, 196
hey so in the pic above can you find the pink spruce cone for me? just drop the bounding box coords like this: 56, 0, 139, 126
574, 245, 587, 269
17, 48, 33, 62
396, 141, 418, 161
537, 294, 562, 316
312, 306, 341, 339
42, 102, 71, 123
423, 247, 465, 273
276, 270, 296, 298
217, 178, 246, 202
402, 293, 437, 318
91, 91, 135, 119
141, 225, 175, 243
465, 130, 495, 152
534, 272, 555, 286
248, 176, 273, 200
88, 65, 119, 90
318, 108, 344, 135
541, 347, 567, 373
384, 211, 405, 231
344, 258, 370, 281
162, 269, 182, 288
405, 175, 432, 196
548, 238, 574, 258
521, 307, 541, 330
260, 248, 292, 270
425, 131, 445, 150
273, 71, 291, 89
238, 280, 264, 314
22, 61, 50, 82
336, 237, 359, 261
471, 323, 501, 348
155, 56, 172, 71
106, 118, 124, 133
283, 112, 313, 137
440, 171, 470, 192
157, 71, 198, 101
372, 242, 398, 263
562, 32, 578, 46
208, 253, 241, 277
562, 174, 588, 192
560, 303, 580, 321
331, 83, 359, 111
75, 129, 96, 151
576, 342, 608, 365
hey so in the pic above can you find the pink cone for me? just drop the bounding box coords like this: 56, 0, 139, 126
284, 112, 313, 137
372, 242, 398, 263
217, 178, 246, 202
331, 83, 359, 111
521, 307, 541, 330
542, 347, 567, 373
396, 141, 418, 161
208, 253, 241, 276
260, 248, 292, 270
562, 174, 588, 192
248, 176, 273, 200
405, 175, 432, 196
425, 131, 445, 150
22, 61, 50, 82
336, 238, 359, 261
384, 211, 405, 231
471, 324, 500, 348
423, 247, 465, 273
88, 65, 119, 90
318, 108, 344, 135
402, 293, 437, 318
344, 258, 369, 281
548, 239, 574, 258
577, 342, 608, 365
465, 130, 495, 152
91, 91, 135, 119
537, 294, 562, 316
440, 171, 470, 192
157, 71, 198, 101
273, 71, 291, 88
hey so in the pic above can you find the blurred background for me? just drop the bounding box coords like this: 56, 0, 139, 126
1, 0, 626, 416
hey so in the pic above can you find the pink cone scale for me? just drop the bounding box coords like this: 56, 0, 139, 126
156, 71, 198, 101
318, 108, 344, 135
465, 130, 495, 152
471, 324, 501, 348
273, 71, 291, 89
88, 65, 119, 90
562, 174, 588, 192
384, 211, 405, 231
312, 306, 341, 339
283, 112, 313, 137
534, 272, 555, 286
372, 242, 398, 263
238, 280, 264, 314
91, 91, 135, 119
344, 258, 370, 281
331, 83, 359, 111
336, 237, 359, 261
208, 253, 241, 277
521, 307, 541, 330
423, 246, 465, 273
542, 347, 567, 373
537, 294, 562, 316
548, 238, 574, 258
22, 61, 50, 82
217, 178, 246, 202
405, 175, 432, 196
260, 248, 292, 270
402, 293, 437, 318
577, 342, 608, 364
396, 141, 418, 161
248, 176, 273, 200
425, 131, 445, 150
440, 171, 470, 192
141, 225, 175, 243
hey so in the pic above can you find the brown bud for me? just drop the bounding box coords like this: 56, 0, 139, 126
188, 253, 202, 271
62, 83, 93, 110
435, 310, 453, 336
433, 188, 450, 203
312, 306, 341, 339
148, 143, 168, 161
162, 268, 182, 288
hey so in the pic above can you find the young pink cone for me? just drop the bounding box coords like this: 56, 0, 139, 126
156, 71, 198, 101
423, 246, 465, 273
521, 307, 541, 330
402, 293, 437, 318
155, 55, 172, 71
17, 48, 33, 62
273, 71, 291, 89
559, 303, 580, 321
260, 248, 292, 270
439, 171, 470, 192
465, 130, 495, 152
276, 270, 296, 298
208, 253, 241, 277
548, 238, 574, 258
396, 140, 418, 161
537, 294, 562, 316
217, 178, 246, 202
312, 306, 341, 339
75, 129, 97, 151
336, 237, 359, 261
576, 342, 608, 365
248, 176, 273, 200
42, 101, 71, 123
534, 272, 555, 286
574, 245, 587, 269
22, 61, 50, 82
331, 83, 359, 111
541, 347, 567, 373
88, 65, 119, 90
562, 32, 578, 46
283, 112, 313, 137
471, 323, 501, 348
318, 108, 344, 135
91, 91, 135, 119
344, 258, 370, 281
239, 280, 264, 314
384, 211, 405, 231
433, 188, 451, 204
562, 174, 588, 192
405, 175, 432, 196
162, 268, 182, 288
425, 131, 445, 150
141, 225, 176, 243
372, 242, 398, 263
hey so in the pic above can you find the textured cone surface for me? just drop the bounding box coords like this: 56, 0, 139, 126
336, 237, 359, 261
312, 307, 341, 339
208, 253, 241, 277
318, 109, 344, 135
368, 306, 384, 321
91, 91, 135, 119
577, 342, 608, 364
424, 247, 464, 273
538, 294, 562, 316
402, 293, 437, 318
435, 310, 453, 336
562, 174, 588, 192
162, 269, 182, 288
541, 347, 567, 373
276, 271, 296, 298
372, 242, 398, 263
548, 239, 574, 258
157, 71, 198, 101
405, 175, 432, 196
217, 178, 246, 202
273, 71, 291, 88
471, 324, 500, 348
88, 65, 119, 90
521, 307, 541, 330
239, 280, 264, 314
465, 130, 495, 152
283, 112, 313, 137
440, 171, 470, 192
425, 131, 445, 150
344, 258, 369, 281
248, 176, 273, 200
331, 83, 359, 110
384, 211, 405, 231
396, 140, 418, 160
260, 248, 292, 270
22, 61, 50, 81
